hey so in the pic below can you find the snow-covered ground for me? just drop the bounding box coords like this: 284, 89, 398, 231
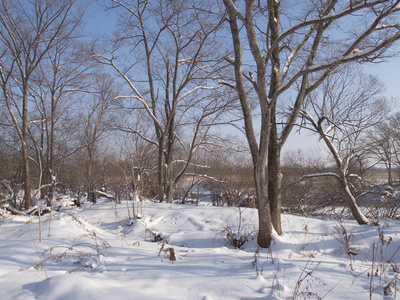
1, 196, 399, 299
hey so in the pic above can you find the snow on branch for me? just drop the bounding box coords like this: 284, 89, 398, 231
172, 160, 210, 169
177, 86, 218, 102
113, 125, 159, 147
92, 53, 162, 131
217, 80, 236, 90
272, 0, 398, 55
286, 172, 341, 186
183, 173, 225, 183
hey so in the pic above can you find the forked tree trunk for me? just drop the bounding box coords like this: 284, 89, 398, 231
223, 1, 274, 248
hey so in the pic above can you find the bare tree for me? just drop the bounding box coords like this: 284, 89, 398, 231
299, 66, 389, 224
79, 73, 117, 203
0, 0, 86, 209
121, 126, 158, 216
222, 0, 400, 247
29, 38, 92, 203
95, 0, 234, 203
366, 112, 400, 187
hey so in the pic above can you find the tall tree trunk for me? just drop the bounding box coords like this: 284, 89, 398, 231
267, 0, 282, 235
223, 0, 273, 247
158, 137, 165, 202
22, 143, 31, 209
268, 117, 282, 235
387, 157, 393, 187
40, 117, 48, 199
22, 88, 31, 210
47, 95, 56, 202
255, 160, 272, 248
165, 141, 174, 203
87, 149, 95, 203
131, 172, 136, 218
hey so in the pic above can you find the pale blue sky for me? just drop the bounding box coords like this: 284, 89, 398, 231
364, 57, 400, 100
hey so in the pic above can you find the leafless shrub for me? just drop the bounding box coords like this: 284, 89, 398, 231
221, 225, 249, 249
220, 207, 255, 249
20, 214, 111, 274
68, 213, 111, 249
158, 239, 176, 261
362, 186, 400, 220
252, 247, 263, 275
282, 173, 347, 218
334, 222, 359, 270
293, 257, 323, 300
252, 246, 276, 278
210, 182, 255, 207
207, 165, 255, 208
368, 223, 400, 298
146, 228, 164, 242
111, 200, 134, 226
21, 242, 107, 274
383, 280, 397, 297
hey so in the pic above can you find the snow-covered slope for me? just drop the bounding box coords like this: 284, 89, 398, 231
0, 198, 399, 299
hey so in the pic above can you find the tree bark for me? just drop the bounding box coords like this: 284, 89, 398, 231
47, 91, 56, 202
164, 100, 175, 203
266, 0, 282, 235
268, 116, 282, 234
255, 161, 273, 248
339, 170, 369, 225
158, 138, 165, 202
223, 0, 273, 247
22, 86, 31, 210
165, 179, 174, 204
